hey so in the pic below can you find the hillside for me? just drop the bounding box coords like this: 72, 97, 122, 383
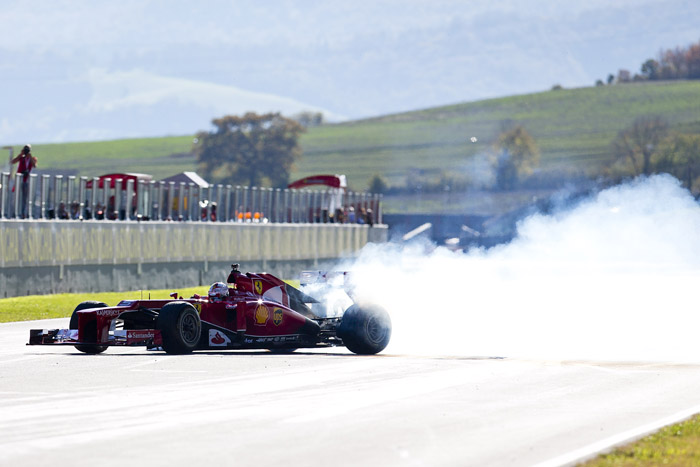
296, 80, 700, 189
20, 80, 700, 212
20, 136, 195, 180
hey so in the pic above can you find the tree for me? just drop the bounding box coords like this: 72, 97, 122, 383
641, 59, 660, 80
612, 116, 669, 176
655, 45, 691, 80
368, 174, 389, 194
617, 69, 631, 83
687, 42, 700, 79
292, 111, 325, 128
194, 112, 305, 188
493, 123, 540, 190
653, 133, 700, 192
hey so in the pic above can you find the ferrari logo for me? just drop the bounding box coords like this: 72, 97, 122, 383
254, 280, 263, 295
193, 303, 202, 313
255, 304, 269, 325
273, 308, 283, 326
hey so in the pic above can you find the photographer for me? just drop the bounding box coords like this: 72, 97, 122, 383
11, 144, 38, 218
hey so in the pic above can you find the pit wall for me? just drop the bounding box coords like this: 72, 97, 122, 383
0, 221, 387, 297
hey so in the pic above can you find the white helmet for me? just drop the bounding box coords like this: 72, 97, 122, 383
208, 282, 229, 301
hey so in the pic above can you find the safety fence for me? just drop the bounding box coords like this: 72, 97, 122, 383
0, 220, 387, 297
0, 221, 383, 269
0, 172, 382, 225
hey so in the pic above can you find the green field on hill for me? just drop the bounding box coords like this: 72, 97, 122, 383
297, 81, 700, 189
15, 80, 700, 213
24, 135, 195, 180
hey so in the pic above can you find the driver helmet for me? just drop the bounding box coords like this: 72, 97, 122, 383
208, 282, 229, 301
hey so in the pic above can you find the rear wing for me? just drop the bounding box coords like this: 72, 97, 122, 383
299, 271, 351, 288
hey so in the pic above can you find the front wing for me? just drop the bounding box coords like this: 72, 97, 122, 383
28, 329, 162, 348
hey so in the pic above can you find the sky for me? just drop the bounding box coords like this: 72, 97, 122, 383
1, 0, 699, 144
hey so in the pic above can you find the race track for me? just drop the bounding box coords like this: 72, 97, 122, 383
3, 318, 700, 466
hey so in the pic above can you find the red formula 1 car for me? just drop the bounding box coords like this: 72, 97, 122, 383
28, 264, 391, 355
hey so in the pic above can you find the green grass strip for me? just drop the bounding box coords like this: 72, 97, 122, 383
0, 287, 208, 323
580, 414, 700, 466
0, 280, 301, 323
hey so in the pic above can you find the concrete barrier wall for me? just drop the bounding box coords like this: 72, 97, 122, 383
0, 220, 387, 297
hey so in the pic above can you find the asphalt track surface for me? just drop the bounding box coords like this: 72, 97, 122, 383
4, 319, 700, 467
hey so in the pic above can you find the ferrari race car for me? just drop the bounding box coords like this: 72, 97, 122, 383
28, 264, 391, 355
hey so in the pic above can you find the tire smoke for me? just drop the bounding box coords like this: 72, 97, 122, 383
344, 175, 700, 362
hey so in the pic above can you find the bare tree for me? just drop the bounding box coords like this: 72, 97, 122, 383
612, 116, 669, 176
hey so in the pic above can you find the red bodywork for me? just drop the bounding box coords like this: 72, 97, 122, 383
85, 173, 153, 219
86, 173, 153, 191
287, 174, 346, 190
28, 268, 337, 352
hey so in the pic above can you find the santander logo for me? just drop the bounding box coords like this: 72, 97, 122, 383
211, 332, 225, 344
209, 329, 231, 347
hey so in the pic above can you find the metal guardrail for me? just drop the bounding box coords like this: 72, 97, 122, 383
0, 172, 382, 225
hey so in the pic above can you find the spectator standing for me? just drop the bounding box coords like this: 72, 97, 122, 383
347, 206, 356, 223
11, 144, 37, 218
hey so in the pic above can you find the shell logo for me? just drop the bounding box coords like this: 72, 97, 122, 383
255, 304, 269, 325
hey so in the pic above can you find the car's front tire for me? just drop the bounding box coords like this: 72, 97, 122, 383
70, 301, 109, 354
157, 302, 201, 354
338, 304, 391, 355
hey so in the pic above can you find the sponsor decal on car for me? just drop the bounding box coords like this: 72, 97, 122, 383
254, 280, 263, 295
117, 300, 135, 307
193, 302, 202, 313
127, 331, 155, 340
126, 330, 156, 345
255, 304, 269, 325
96, 309, 121, 318
243, 335, 300, 344
273, 308, 283, 326
209, 329, 231, 347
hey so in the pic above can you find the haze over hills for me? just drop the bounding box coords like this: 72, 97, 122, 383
25, 80, 700, 191
1, 0, 699, 144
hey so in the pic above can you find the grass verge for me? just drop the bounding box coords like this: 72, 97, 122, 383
0, 286, 208, 323
580, 416, 700, 466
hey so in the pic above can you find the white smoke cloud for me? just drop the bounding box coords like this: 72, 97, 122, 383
344, 174, 700, 362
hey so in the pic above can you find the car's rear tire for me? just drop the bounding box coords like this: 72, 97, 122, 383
157, 302, 201, 354
70, 301, 109, 354
338, 304, 391, 355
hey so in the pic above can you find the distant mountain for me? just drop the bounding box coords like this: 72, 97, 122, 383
1, 0, 698, 144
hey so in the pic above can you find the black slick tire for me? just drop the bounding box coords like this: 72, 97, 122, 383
338, 304, 392, 355
157, 301, 202, 354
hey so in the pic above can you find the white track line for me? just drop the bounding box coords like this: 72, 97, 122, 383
533, 404, 700, 467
